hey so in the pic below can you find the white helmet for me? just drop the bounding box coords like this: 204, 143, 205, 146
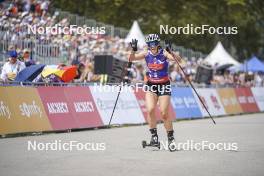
145, 34, 160, 44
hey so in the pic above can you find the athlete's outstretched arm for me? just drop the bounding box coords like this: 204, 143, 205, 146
128, 39, 146, 61
128, 51, 146, 61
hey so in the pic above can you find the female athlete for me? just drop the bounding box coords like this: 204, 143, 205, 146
129, 34, 182, 147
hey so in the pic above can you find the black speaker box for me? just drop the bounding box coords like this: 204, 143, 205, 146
94, 55, 128, 78
94, 55, 112, 74
195, 64, 213, 84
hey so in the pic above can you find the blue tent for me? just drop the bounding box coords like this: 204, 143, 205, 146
240, 56, 264, 72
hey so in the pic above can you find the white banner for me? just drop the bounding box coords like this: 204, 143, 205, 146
251, 87, 264, 111
89, 85, 145, 125
194, 88, 226, 117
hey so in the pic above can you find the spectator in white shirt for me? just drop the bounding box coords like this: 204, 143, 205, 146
0, 50, 26, 82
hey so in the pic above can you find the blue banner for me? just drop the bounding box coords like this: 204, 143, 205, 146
171, 87, 203, 119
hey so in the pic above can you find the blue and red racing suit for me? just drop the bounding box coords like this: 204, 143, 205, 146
145, 48, 169, 83
145, 48, 171, 96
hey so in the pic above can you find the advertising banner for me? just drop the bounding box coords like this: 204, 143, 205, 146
90, 85, 145, 125
251, 87, 264, 111
217, 88, 243, 114
0, 87, 52, 134
195, 88, 226, 116
171, 87, 202, 119
133, 88, 176, 122
37, 86, 78, 130
63, 87, 103, 128
0, 87, 20, 134
234, 87, 259, 113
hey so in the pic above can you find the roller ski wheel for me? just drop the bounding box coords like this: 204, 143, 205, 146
141, 140, 160, 149
142, 140, 147, 148
168, 139, 176, 152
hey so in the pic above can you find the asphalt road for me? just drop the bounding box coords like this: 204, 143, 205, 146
0, 113, 264, 176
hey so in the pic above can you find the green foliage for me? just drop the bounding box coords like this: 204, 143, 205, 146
53, 0, 264, 60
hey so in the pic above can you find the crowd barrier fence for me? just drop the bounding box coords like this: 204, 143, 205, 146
0, 37, 65, 64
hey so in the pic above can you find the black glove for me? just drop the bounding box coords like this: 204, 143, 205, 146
165, 40, 172, 53
130, 39, 138, 51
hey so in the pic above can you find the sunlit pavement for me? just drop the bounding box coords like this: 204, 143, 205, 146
0, 113, 264, 176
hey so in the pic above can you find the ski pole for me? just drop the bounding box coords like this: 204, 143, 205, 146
167, 46, 216, 124
108, 61, 132, 126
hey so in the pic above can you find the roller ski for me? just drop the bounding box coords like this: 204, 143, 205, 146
142, 128, 160, 149
142, 135, 161, 149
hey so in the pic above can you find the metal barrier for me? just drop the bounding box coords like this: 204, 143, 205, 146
0, 29, 65, 63
0, 37, 65, 65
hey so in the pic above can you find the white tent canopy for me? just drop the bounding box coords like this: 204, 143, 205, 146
125, 21, 146, 48
204, 42, 240, 66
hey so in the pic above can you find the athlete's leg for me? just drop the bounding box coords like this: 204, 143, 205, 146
158, 95, 175, 143
158, 95, 173, 131
145, 91, 158, 129
145, 91, 159, 145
